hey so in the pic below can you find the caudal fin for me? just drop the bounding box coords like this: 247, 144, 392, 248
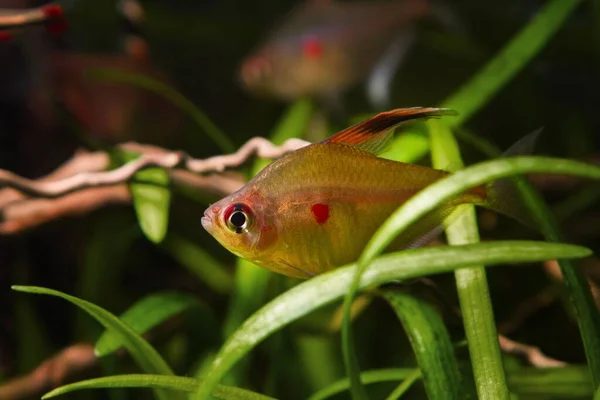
485, 129, 542, 229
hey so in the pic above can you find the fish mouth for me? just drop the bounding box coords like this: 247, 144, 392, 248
201, 211, 212, 232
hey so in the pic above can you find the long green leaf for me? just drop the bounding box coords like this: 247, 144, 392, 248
396, 0, 584, 162
356, 156, 600, 266
384, 369, 422, 400
41, 374, 276, 400
507, 365, 592, 398
456, 128, 600, 388
517, 181, 600, 388
95, 291, 201, 357
11, 286, 175, 400
88, 68, 234, 153
444, 0, 584, 126
341, 155, 600, 400
382, 290, 464, 400
191, 240, 590, 399
308, 368, 417, 400
430, 119, 508, 399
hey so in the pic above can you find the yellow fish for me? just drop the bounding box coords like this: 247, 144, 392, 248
202, 108, 529, 278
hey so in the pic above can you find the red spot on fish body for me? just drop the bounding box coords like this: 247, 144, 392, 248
311, 203, 329, 224
302, 36, 323, 59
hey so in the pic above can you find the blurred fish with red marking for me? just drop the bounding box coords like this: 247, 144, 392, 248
239, 0, 447, 108
202, 108, 535, 278
0, 3, 66, 42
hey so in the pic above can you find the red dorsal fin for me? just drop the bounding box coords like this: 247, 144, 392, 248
322, 107, 458, 155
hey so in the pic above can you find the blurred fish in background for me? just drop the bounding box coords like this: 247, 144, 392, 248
238, 0, 460, 111
36, 0, 182, 147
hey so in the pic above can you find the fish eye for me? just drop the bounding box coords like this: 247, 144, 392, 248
224, 203, 254, 234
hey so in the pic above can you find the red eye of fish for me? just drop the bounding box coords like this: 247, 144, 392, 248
224, 203, 254, 234
302, 36, 323, 59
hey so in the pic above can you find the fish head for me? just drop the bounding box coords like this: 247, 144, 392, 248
239, 49, 276, 96
202, 186, 278, 263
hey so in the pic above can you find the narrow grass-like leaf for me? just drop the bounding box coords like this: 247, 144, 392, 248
356, 156, 600, 269
307, 368, 417, 400
163, 234, 233, 294
191, 240, 590, 399
41, 375, 276, 400
130, 167, 171, 243
95, 291, 200, 357
341, 155, 600, 400
87, 68, 234, 152
430, 119, 507, 400
382, 290, 464, 400
443, 0, 584, 126
384, 369, 422, 400
517, 181, 600, 388
390, 0, 584, 162
455, 130, 600, 388
11, 286, 175, 400
507, 365, 592, 398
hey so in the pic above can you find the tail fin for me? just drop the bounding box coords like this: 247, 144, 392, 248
485, 129, 542, 229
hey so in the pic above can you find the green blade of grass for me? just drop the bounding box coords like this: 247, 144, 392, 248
11, 286, 175, 400
95, 291, 201, 357
429, 119, 507, 399
384, 369, 423, 400
308, 368, 417, 400
382, 290, 465, 400
41, 374, 276, 400
340, 155, 600, 400
388, 0, 584, 163
191, 240, 591, 399
507, 365, 592, 398
444, 0, 584, 127
454, 129, 600, 388
87, 68, 234, 153
163, 234, 233, 295
516, 181, 600, 388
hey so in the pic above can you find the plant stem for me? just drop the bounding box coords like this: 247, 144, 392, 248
429, 120, 509, 400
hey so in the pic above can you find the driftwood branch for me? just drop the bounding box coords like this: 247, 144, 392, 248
0, 137, 309, 198
498, 334, 566, 368
0, 344, 97, 400
0, 137, 309, 234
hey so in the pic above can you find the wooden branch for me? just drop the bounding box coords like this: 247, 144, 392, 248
0, 137, 307, 234
0, 137, 309, 198
498, 334, 566, 368
0, 344, 97, 400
